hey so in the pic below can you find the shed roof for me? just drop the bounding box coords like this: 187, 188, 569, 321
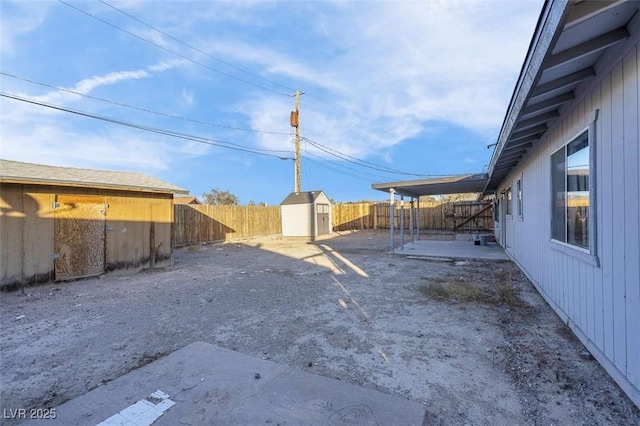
173, 195, 202, 204
280, 191, 328, 205
372, 174, 489, 198
0, 159, 188, 194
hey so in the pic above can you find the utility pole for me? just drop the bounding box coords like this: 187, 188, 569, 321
290, 90, 304, 193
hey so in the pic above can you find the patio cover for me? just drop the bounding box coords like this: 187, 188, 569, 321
371, 173, 489, 198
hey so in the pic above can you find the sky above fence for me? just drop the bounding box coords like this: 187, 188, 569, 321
1, 0, 542, 205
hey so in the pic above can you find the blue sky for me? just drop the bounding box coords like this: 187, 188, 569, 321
0, 0, 542, 205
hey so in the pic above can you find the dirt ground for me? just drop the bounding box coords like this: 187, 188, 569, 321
1, 230, 639, 425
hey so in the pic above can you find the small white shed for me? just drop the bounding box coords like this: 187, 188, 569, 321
280, 191, 332, 238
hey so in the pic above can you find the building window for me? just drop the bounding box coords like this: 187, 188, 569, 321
516, 178, 523, 219
505, 186, 512, 216
551, 130, 590, 250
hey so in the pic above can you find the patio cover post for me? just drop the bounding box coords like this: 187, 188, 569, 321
416, 198, 420, 240
400, 196, 404, 249
410, 199, 414, 243
389, 189, 395, 253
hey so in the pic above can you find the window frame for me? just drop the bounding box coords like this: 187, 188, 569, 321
505, 186, 512, 218
516, 175, 523, 221
549, 124, 598, 262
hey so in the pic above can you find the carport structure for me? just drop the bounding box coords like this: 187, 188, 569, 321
372, 173, 490, 252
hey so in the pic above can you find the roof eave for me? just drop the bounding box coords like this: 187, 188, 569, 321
0, 177, 189, 195
372, 173, 489, 198
484, 0, 569, 193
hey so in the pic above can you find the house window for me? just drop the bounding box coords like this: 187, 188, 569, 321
551, 130, 590, 250
516, 178, 523, 219
505, 186, 512, 216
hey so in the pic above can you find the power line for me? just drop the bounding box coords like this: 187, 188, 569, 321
303, 137, 422, 177
298, 109, 381, 183
3, 82, 409, 183
98, 0, 296, 93
0, 71, 289, 136
1, 92, 293, 158
57, 0, 292, 96
301, 140, 378, 183
304, 151, 382, 182
303, 136, 449, 177
302, 141, 391, 182
301, 154, 374, 183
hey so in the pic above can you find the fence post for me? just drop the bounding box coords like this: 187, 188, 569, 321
416, 198, 420, 240
410, 199, 414, 243
245, 207, 249, 237
389, 190, 395, 252
373, 203, 378, 229
400, 196, 404, 249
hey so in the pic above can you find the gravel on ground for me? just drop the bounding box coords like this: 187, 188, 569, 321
1, 230, 638, 425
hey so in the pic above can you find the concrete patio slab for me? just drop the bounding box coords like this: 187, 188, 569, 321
22, 342, 426, 426
397, 239, 509, 261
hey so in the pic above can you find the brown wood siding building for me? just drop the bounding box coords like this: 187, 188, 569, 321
0, 160, 187, 290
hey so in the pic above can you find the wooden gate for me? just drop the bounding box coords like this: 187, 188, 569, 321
451, 201, 493, 233
370, 201, 493, 232
317, 204, 330, 235
54, 195, 106, 280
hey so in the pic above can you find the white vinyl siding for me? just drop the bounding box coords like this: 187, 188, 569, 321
498, 43, 640, 405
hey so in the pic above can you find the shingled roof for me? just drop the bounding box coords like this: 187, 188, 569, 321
173, 195, 202, 204
280, 190, 327, 205
0, 159, 188, 194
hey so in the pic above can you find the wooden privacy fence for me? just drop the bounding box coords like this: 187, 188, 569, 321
332, 202, 377, 230
174, 204, 281, 245
174, 201, 494, 246
333, 201, 493, 233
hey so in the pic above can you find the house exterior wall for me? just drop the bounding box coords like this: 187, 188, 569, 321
0, 183, 174, 290
496, 42, 639, 406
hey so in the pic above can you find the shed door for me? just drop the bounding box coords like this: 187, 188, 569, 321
54, 195, 106, 280
317, 204, 330, 235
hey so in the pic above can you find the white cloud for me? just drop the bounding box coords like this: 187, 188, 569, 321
20, 70, 150, 107
225, 0, 541, 160
324, 1, 536, 128
72, 70, 150, 95
180, 88, 194, 107
0, 108, 211, 173
1, 0, 542, 179
128, 27, 174, 50
147, 59, 187, 72
0, 2, 50, 55
0, 57, 201, 173
12, 58, 186, 109
204, 39, 346, 94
